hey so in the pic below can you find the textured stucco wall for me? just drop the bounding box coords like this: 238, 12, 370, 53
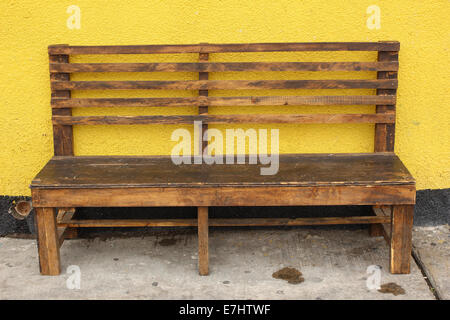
0, 0, 449, 195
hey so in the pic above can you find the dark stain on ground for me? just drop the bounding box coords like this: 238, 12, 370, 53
378, 282, 406, 296
272, 267, 304, 284
158, 238, 177, 246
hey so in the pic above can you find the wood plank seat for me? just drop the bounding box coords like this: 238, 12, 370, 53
31, 41, 416, 277
32, 154, 414, 189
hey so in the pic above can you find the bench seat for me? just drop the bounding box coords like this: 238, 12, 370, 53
31, 153, 414, 189
31, 153, 415, 209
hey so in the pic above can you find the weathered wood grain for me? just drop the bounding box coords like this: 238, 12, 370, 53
371, 49, 400, 244
57, 216, 390, 228
198, 49, 209, 154
198, 207, 209, 276
51, 95, 396, 108
368, 223, 385, 237
31, 184, 416, 208
52, 113, 395, 125
35, 207, 60, 275
49, 45, 73, 156
390, 205, 414, 274
56, 208, 77, 247
48, 42, 400, 55
51, 79, 398, 90
375, 49, 398, 152
49, 61, 399, 73
371, 205, 392, 242
30, 154, 415, 189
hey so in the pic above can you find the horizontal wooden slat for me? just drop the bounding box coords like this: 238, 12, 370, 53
52, 95, 396, 108
48, 42, 400, 55
51, 79, 397, 90
52, 113, 395, 125
49, 61, 399, 73
52, 97, 200, 108
58, 216, 391, 228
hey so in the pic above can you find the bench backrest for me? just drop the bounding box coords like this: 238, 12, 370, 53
48, 41, 399, 156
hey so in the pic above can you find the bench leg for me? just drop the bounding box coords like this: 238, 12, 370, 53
369, 206, 385, 237
64, 227, 78, 239
198, 206, 209, 276
369, 223, 384, 237
390, 205, 414, 274
35, 207, 61, 275
57, 208, 78, 241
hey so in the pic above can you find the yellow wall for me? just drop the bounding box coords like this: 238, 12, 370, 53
0, 0, 449, 195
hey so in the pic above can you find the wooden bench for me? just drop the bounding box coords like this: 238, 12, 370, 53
30, 41, 415, 276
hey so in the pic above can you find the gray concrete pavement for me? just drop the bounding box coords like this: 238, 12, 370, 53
0, 227, 436, 299
412, 225, 450, 300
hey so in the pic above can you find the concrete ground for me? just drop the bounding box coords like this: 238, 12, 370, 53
412, 225, 450, 300
0, 226, 440, 300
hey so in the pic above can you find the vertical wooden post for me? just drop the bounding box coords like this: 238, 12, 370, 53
197, 44, 209, 276
368, 222, 384, 237
49, 44, 74, 156
198, 43, 209, 154
374, 44, 398, 152
369, 205, 388, 238
35, 207, 61, 275
48, 44, 77, 239
370, 42, 399, 236
390, 205, 414, 274
198, 206, 209, 275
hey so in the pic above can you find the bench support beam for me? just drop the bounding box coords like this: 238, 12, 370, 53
35, 207, 61, 275
57, 215, 390, 228
31, 185, 416, 207
57, 207, 77, 246
368, 223, 385, 237
198, 206, 209, 276
369, 205, 389, 238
